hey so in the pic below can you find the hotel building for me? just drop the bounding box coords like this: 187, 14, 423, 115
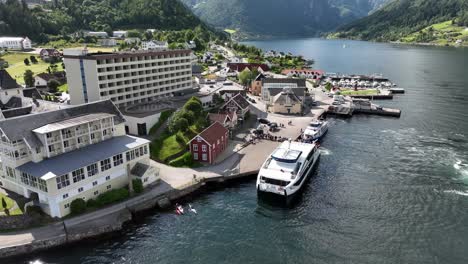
0, 100, 159, 218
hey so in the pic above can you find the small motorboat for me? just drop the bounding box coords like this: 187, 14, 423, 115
189, 204, 197, 214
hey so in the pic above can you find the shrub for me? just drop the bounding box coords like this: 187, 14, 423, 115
70, 198, 86, 215
133, 179, 144, 194
149, 109, 175, 135
175, 131, 187, 145
86, 199, 97, 208
95, 188, 129, 207
169, 152, 195, 167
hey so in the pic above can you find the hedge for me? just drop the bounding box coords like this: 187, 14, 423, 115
133, 179, 144, 194
70, 198, 86, 215
95, 188, 129, 207
168, 152, 196, 167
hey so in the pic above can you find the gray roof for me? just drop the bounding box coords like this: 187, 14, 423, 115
1, 105, 32, 119
262, 78, 306, 87
22, 88, 42, 99
0, 70, 20, 90
130, 162, 150, 177
33, 113, 115, 134
0, 100, 125, 149
273, 91, 301, 104
268, 87, 305, 98
17, 135, 149, 180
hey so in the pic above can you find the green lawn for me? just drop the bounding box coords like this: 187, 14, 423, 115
340, 89, 379, 96
400, 20, 468, 46
2, 52, 64, 85
58, 83, 68, 93
0, 194, 14, 210
158, 135, 184, 161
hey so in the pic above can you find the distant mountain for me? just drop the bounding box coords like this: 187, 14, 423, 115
180, 0, 392, 38
0, 0, 210, 41
334, 0, 468, 42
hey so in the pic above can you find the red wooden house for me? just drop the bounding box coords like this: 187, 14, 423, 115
188, 121, 229, 164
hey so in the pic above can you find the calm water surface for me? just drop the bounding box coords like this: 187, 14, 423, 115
18, 39, 468, 264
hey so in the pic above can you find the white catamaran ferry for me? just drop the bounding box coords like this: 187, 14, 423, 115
302, 120, 329, 142
256, 140, 320, 198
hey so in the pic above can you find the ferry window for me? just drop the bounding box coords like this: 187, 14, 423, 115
293, 162, 302, 175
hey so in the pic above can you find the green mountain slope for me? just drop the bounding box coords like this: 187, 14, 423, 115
0, 0, 210, 41
181, 0, 392, 38
334, 0, 468, 42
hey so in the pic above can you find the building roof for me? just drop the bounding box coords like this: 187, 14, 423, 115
254, 73, 266, 81
281, 69, 324, 75
0, 100, 125, 149
63, 49, 191, 60
192, 64, 203, 74
130, 162, 150, 178
40, 48, 60, 55
267, 87, 305, 98
0, 70, 20, 90
33, 113, 115, 134
190, 121, 228, 146
22, 88, 42, 99
35, 71, 66, 83
1, 105, 32, 119
273, 89, 302, 105
227, 63, 269, 72
228, 93, 250, 110
17, 135, 149, 180
208, 113, 229, 125
262, 78, 306, 87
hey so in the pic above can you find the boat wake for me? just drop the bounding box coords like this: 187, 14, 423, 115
454, 160, 468, 177
443, 189, 468, 197
319, 148, 332, 156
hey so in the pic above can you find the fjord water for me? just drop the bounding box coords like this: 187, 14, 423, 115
22, 39, 468, 264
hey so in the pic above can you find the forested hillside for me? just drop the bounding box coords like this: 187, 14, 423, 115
181, 0, 392, 38
0, 0, 212, 42
334, 0, 468, 42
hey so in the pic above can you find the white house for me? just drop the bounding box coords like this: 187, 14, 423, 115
112, 31, 128, 38
84, 31, 108, 38
141, 40, 168, 50
0, 37, 32, 50
0, 100, 160, 218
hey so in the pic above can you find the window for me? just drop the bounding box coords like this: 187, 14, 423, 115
197, 137, 201, 142
56, 174, 70, 190
20, 172, 29, 185
217, 139, 220, 145
87, 163, 98, 177
46, 133, 52, 138
6, 167, 15, 179
64, 140, 69, 148
144, 177, 148, 183
113, 154, 123, 166
202, 145, 207, 152
193, 144, 198, 151
143, 145, 148, 155
39, 179, 48, 192
100, 158, 111, 171
107, 185, 111, 190
72, 168, 85, 183
103, 129, 107, 136
91, 133, 95, 140
93, 181, 98, 186
78, 187, 84, 193
106, 176, 111, 181
48, 145, 55, 153
63, 193, 69, 199
126, 150, 135, 161
94, 191, 99, 195
193, 153, 198, 160
64, 203, 70, 209
202, 153, 207, 161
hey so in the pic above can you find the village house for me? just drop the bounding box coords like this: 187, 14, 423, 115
227, 63, 269, 73
0, 37, 32, 50
141, 40, 168, 51
39, 48, 61, 62
208, 112, 238, 129
112, 31, 128, 38
221, 93, 250, 120
250, 73, 266, 96
188, 121, 229, 164
34, 71, 67, 89
281, 69, 324, 81
0, 100, 159, 218
269, 88, 303, 114
83, 31, 108, 38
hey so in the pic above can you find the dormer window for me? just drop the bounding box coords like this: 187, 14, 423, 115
46, 133, 52, 138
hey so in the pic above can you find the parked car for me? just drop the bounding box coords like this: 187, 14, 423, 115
268, 122, 279, 131
332, 101, 342, 105
249, 98, 256, 103
258, 118, 270, 125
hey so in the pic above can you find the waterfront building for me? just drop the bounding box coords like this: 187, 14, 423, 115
0, 100, 159, 218
63, 48, 193, 136
39, 48, 61, 62
0, 37, 32, 50
281, 69, 324, 81
269, 88, 303, 114
226, 63, 269, 73
188, 121, 229, 164
220, 93, 250, 119
261, 78, 306, 103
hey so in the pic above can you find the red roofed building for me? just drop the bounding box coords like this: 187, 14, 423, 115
227, 63, 269, 72
208, 112, 238, 129
188, 121, 229, 164
281, 69, 324, 80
